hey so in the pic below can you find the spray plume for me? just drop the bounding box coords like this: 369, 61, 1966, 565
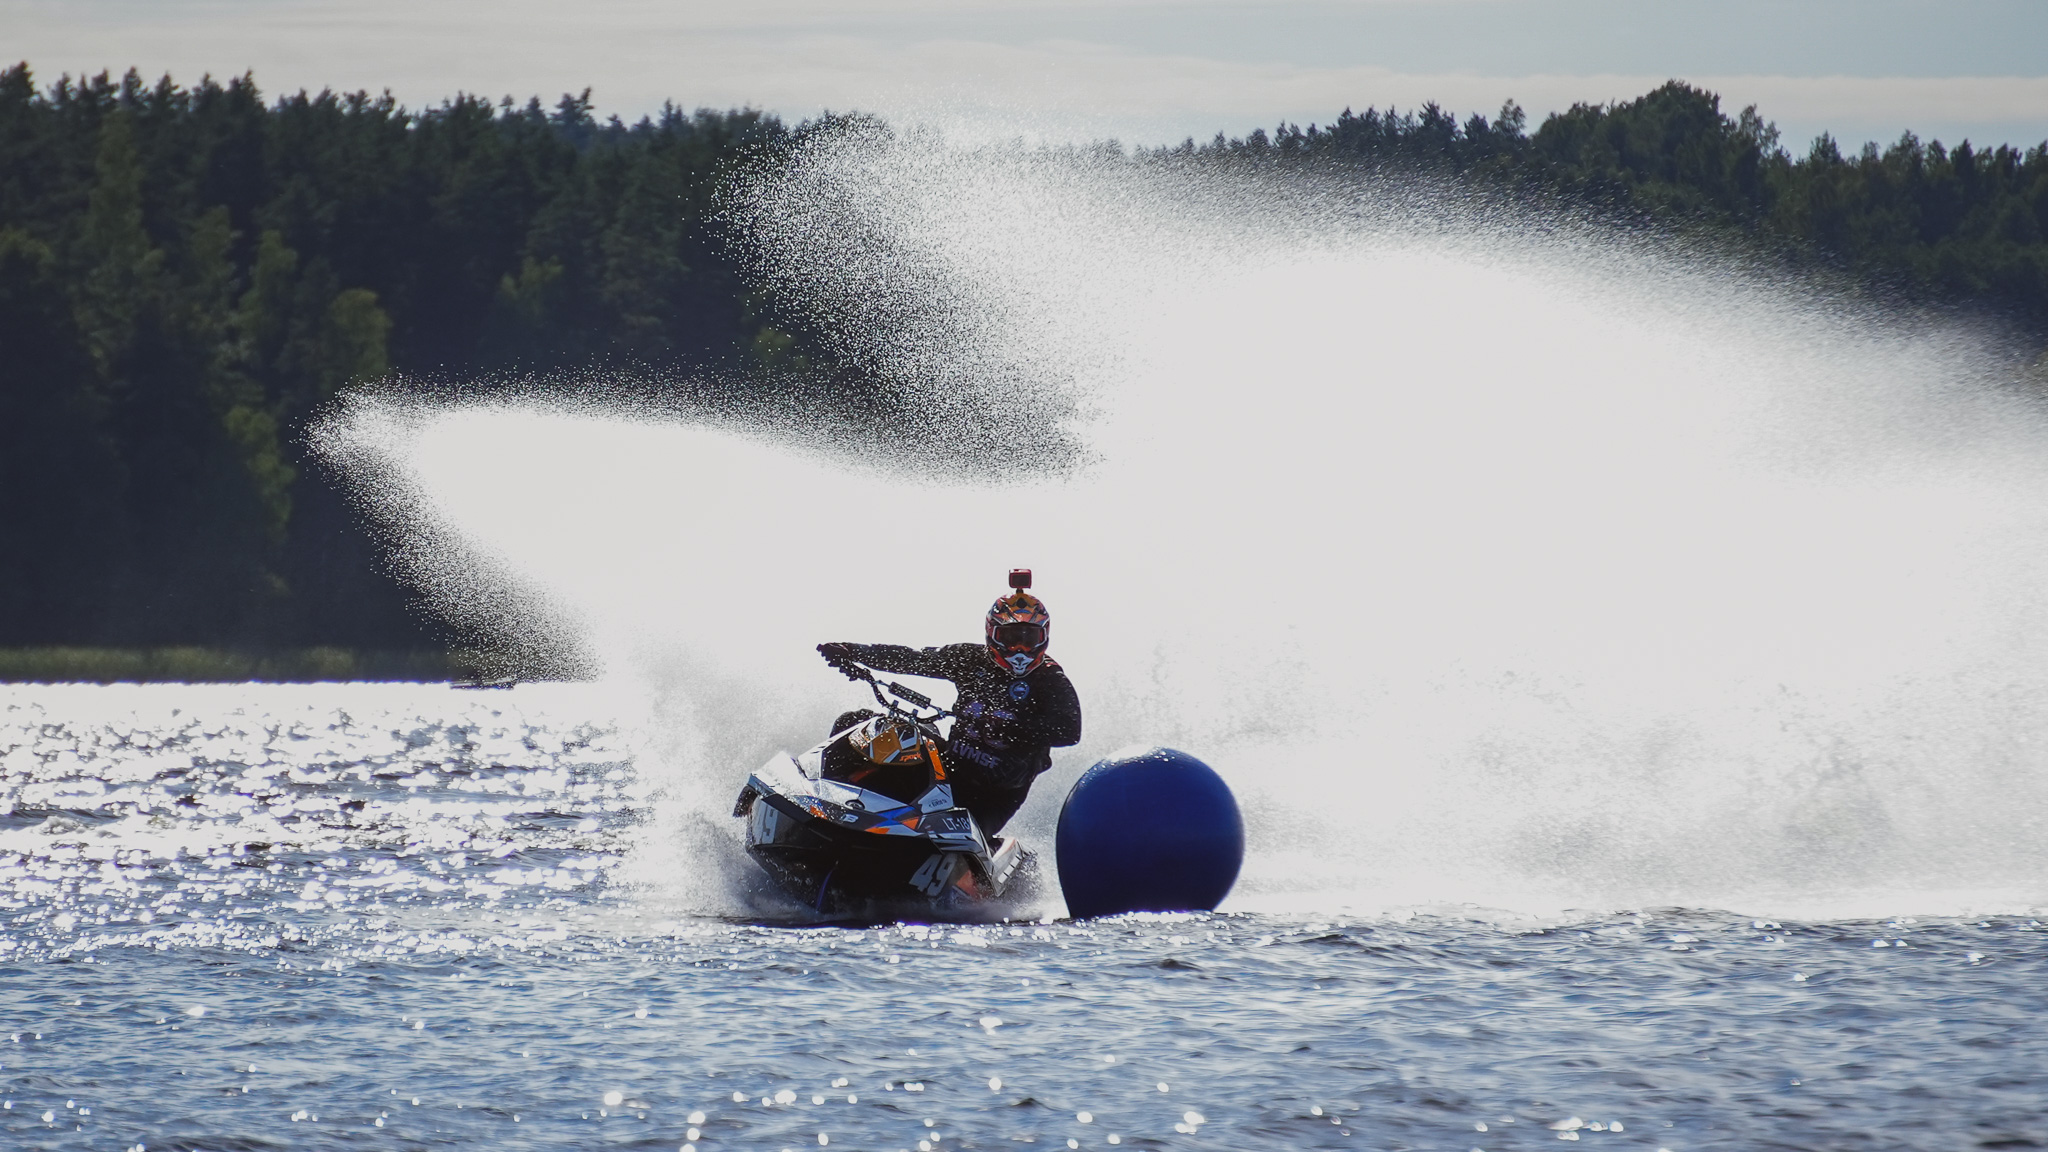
318, 126, 2048, 920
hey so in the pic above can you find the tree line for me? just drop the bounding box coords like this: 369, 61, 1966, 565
1, 68, 2044, 655
1173, 81, 2048, 331
0, 65, 823, 651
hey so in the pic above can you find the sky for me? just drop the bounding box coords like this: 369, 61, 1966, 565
6, 0, 2047, 150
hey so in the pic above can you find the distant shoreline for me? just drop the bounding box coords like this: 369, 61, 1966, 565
0, 647, 475, 684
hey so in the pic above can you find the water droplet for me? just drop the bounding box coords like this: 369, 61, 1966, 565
604, 1091, 624, 1107
689, 1111, 706, 1124
988, 1078, 1002, 1091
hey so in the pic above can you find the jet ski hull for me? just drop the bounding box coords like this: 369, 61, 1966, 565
736, 749, 1028, 917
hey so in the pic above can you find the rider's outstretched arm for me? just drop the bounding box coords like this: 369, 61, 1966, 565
820, 642, 978, 680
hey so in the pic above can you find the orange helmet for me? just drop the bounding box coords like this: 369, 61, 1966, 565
986, 589, 1050, 676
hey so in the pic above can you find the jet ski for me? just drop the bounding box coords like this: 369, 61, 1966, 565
733, 664, 1029, 916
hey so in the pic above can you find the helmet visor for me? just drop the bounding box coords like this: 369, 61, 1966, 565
992, 622, 1046, 650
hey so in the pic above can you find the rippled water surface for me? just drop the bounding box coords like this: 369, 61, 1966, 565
4, 684, 2044, 1151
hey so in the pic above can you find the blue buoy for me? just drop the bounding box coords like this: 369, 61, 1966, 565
1055, 747, 1244, 919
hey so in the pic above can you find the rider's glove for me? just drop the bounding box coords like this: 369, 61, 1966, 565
816, 642, 861, 679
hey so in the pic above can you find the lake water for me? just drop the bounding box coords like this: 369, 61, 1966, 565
4, 682, 2043, 1152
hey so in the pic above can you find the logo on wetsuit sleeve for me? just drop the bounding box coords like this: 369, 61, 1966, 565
953, 743, 1000, 769
1008, 681, 1030, 701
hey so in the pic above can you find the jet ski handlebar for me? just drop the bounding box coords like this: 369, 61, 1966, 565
842, 661, 952, 722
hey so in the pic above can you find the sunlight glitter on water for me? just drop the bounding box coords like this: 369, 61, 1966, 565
0, 683, 644, 955
5, 686, 2048, 1150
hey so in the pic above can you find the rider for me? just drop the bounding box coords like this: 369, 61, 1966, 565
817, 571, 1082, 834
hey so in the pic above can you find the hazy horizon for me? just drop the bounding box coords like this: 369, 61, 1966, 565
7, 0, 2047, 150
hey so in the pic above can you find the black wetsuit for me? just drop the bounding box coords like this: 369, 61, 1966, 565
836, 643, 1082, 833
